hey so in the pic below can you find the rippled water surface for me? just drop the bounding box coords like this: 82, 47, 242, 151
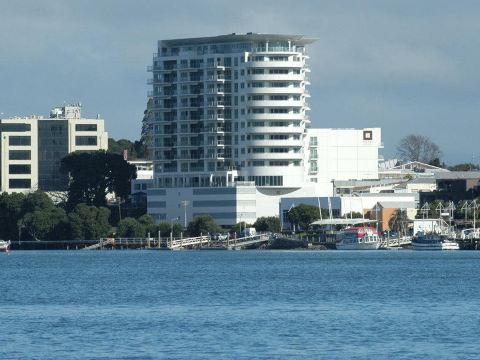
1, 250, 480, 359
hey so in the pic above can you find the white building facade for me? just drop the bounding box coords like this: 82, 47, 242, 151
147, 34, 383, 226
0, 104, 108, 193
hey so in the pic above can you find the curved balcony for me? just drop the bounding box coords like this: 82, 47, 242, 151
247, 113, 306, 120
246, 74, 302, 82
247, 100, 304, 108
247, 126, 304, 134
246, 152, 304, 160
247, 74, 304, 81
247, 87, 304, 95
246, 139, 303, 147
248, 61, 303, 68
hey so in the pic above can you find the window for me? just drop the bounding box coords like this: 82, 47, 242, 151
9, 136, 31, 146
75, 136, 98, 146
9, 164, 31, 174
270, 95, 289, 101
9, 179, 31, 189
9, 150, 31, 160
270, 108, 288, 114
270, 134, 288, 140
270, 148, 288, 153
75, 124, 97, 131
251, 134, 264, 140
251, 148, 265, 153
270, 161, 289, 166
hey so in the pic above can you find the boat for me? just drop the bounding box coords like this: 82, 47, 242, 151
411, 232, 459, 250
0, 240, 11, 252
336, 226, 381, 250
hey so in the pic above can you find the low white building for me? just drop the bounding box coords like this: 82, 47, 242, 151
0, 104, 108, 193
306, 128, 382, 185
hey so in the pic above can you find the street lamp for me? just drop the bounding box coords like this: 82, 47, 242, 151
181, 200, 189, 228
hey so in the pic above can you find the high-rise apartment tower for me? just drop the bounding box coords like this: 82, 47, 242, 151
148, 33, 313, 190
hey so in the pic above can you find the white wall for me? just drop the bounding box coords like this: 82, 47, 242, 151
0, 118, 38, 193
306, 128, 382, 183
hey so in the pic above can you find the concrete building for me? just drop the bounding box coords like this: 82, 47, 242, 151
0, 104, 108, 193
146, 33, 383, 225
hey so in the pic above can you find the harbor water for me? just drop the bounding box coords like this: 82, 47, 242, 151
1, 250, 480, 359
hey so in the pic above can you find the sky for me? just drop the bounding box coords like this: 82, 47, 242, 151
1, 0, 479, 164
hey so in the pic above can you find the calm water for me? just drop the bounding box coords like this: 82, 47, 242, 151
1, 250, 480, 359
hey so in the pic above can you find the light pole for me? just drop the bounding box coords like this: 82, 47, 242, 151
181, 200, 189, 228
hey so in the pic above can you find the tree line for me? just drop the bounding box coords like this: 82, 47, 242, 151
0, 189, 283, 241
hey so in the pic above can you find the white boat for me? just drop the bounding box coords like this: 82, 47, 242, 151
336, 227, 381, 250
0, 240, 11, 252
411, 232, 459, 250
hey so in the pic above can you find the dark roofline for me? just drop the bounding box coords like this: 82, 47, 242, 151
160, 33, 316, 47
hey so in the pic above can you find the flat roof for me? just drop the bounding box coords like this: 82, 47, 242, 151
161, 33, 316, 47
311, 218, 377, 226
434, 171, 480, 180
376, 201, 417, 209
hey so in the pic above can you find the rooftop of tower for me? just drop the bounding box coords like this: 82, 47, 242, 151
160, 33, 316, 47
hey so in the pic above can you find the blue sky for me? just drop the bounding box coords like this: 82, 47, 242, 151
1, 0, 479, 164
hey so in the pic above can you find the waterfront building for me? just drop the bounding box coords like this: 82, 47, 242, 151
279, 193, 417, 230
146, 33, 383, 225
0, 104, 108, 193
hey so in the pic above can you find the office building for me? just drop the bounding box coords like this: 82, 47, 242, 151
0, 104, 108, 193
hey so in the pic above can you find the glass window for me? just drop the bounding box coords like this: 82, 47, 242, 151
9, 150, 31, 160
75, 136, 98, 146
9, 136, 31, 146
9, 164, 31, 174
9, 179, 31, 189
75, 124, 97, 131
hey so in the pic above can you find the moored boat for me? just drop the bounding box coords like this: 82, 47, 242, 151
336, 227, 381, 250
0, 240, 11, 252
411, 232, 459, 250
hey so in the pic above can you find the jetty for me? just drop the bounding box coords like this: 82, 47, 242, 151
81, 233, 271, 251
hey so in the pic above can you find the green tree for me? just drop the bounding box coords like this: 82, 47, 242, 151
60, 151, 137, 209
253, 216, 281, 232
0, 192, 25, 240
117, 217, 144, 237
287, 204, 324, 231
186, 215, 222, 236
448, 163, 480, 171
344, 211, 364, 219
22, 191, 55, 213
68, 204, 111, 240
155, 222, 182, 237
137, 214, 157, 236
388, 209, 409, 234
21, 207, 69, 240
